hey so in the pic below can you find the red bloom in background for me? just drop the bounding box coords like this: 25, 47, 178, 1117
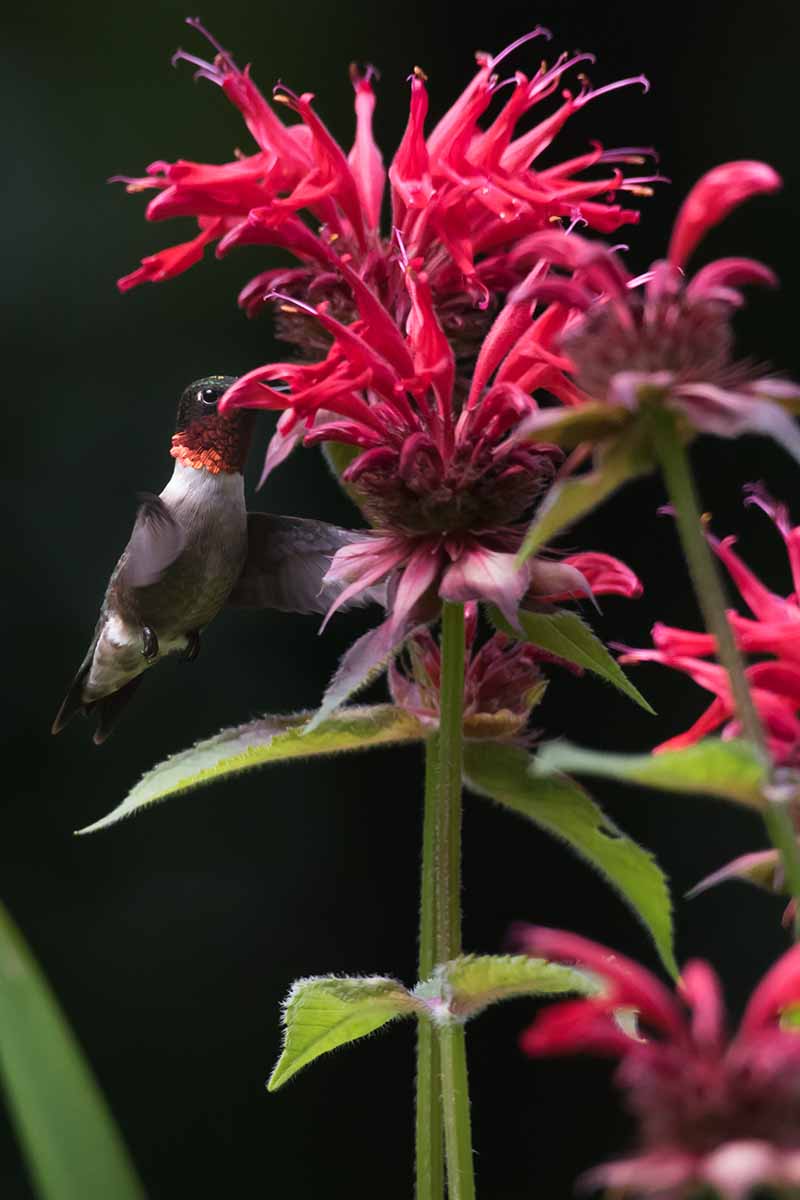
517, 925, 800, 1198
619, 486, 800, 764
515, 162, 800, 460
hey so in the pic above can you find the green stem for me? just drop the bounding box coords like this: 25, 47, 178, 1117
653, 411, 800, 934
435, 603, 476, 1200
416, 736, 444, 1200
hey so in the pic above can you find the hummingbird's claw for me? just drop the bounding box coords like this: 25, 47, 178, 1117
182, 630, 201, 662
142, 626, 159, 662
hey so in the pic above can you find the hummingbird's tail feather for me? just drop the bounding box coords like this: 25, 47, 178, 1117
91, 675, 144, 744
53, 660, 143, 743
52, 661, 92, 735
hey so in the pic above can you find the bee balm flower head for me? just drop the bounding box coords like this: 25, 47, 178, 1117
517, 925, 800, 1199
516, 162, 800, 460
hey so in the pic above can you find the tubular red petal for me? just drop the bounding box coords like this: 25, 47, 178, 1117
741, 943, 800, 1034
563, 552, 643, 598
653, 696, 730, 753
337, 260, 416, 377
513, 926, 685, 1037
217, 211, 341, 266
520, 1000, 635, 1058
117, 219, 224, 291
651, 623, 717, 657
465, 286, 539, 410
273, 87, 367, 247
348, 69, 385, 231
404, 269, 456, 434
257, 417, 304, 486
389, 539, 443, 632
668, 161, 782, 270
745, 483, 800, 603
710, 533, 795, 625
681, 961, 726, 1049
440, 544, 530, 630
389, 72, 433, 221
321, 537, 408, 628
687, 257, 778, 301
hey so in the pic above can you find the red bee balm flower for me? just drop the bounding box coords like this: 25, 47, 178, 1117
517, 925, 800, 1199
516, 162, 800, 459
118, 20, 652, 334
619, 487, 800, 763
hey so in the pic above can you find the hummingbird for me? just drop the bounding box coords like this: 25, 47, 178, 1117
53, 376, 380, 744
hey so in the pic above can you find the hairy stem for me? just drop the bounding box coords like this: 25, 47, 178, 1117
654, 411, 800, 934
435, 603, 476, 1199
416, 736, 444, 1200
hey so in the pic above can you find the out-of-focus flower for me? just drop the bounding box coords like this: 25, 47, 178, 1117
619, 486, 800, 763
516, 924, 800, 1199
118, 18, 652, 356
515, 161, 800, 461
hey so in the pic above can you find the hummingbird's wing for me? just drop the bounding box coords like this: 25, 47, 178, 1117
52, 495, 186, 739
120, 493, 187, 588
229, 513, 386, 615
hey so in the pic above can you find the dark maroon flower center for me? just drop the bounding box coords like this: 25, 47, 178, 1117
563, 294, 743, 399
352, 442, 559, 533
620, 1036, 800, 1156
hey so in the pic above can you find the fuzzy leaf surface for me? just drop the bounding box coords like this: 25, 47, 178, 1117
491, 607, 654, 714
268, 976, 419, 1090
419, 954, 597, 1020
464, 743, 677, 978
0, 901, 145, 1200
517, 426, 653, 563
78, 705, 424, 834
535, 737, 767, 809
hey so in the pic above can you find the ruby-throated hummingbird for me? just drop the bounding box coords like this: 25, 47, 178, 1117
53, 376, 379, 744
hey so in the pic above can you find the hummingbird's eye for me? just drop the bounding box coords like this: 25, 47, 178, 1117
198, 388, 219, 408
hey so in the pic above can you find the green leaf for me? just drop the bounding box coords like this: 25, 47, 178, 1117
321, 443, 372, 516
0, 901, 145, 1200
463, 743, 677, 978
535, 737, 767, 809
517, 426, 654, 563
322, 441, 361, 478
518, 401, 631, 449
490, 606, 655, 714
415, 954, 597, 1021
78, 704, 425, 834
268, 975, 420, 1090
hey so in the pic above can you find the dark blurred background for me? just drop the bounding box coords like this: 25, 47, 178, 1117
4, 0, 800, 1194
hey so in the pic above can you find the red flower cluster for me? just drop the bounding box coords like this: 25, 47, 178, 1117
118, 20, 650, 316
515, 162, 800, 460
518, 925, 800, 1198
620, 486, 800, 764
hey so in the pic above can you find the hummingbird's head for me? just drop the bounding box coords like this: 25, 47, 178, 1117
171, 376, 255, 474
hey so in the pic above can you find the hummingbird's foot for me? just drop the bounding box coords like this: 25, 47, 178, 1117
141, 625, 159, 662
183, 630, 201, 662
